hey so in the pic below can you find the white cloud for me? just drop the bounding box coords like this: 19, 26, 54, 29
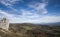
39, 16, 60, 23
20, 9, 40, 19
0, 10, 60, 23
28, 1, 48, 14
0, 0, 60, 23
10, 15, 60, 23
0, 10, 10, 16
0, 10, 15, 19
0, 0, 48, 15
0, 0, 23, 13
0, 0, 22, 6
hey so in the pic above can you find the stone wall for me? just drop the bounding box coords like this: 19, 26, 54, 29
0, 18, 9, 30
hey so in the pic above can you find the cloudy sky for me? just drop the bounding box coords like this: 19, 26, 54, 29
0, 0, 60, 23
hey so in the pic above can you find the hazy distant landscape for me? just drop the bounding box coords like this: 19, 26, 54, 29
0, 23, 60, 37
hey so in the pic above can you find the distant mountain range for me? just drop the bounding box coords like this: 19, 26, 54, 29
10, 22, 60, 26
39, 22, 60, 26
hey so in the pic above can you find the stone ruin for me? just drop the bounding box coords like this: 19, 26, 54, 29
0, 18, 9, 30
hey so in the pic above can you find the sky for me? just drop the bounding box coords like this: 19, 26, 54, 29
0, 0, 60, 23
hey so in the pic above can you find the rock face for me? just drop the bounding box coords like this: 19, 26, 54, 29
0, 18, 9, 30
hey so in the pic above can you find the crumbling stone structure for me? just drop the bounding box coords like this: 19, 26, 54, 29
0, 18, 9, 30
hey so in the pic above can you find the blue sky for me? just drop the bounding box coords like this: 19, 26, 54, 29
0, 0, 60, 23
